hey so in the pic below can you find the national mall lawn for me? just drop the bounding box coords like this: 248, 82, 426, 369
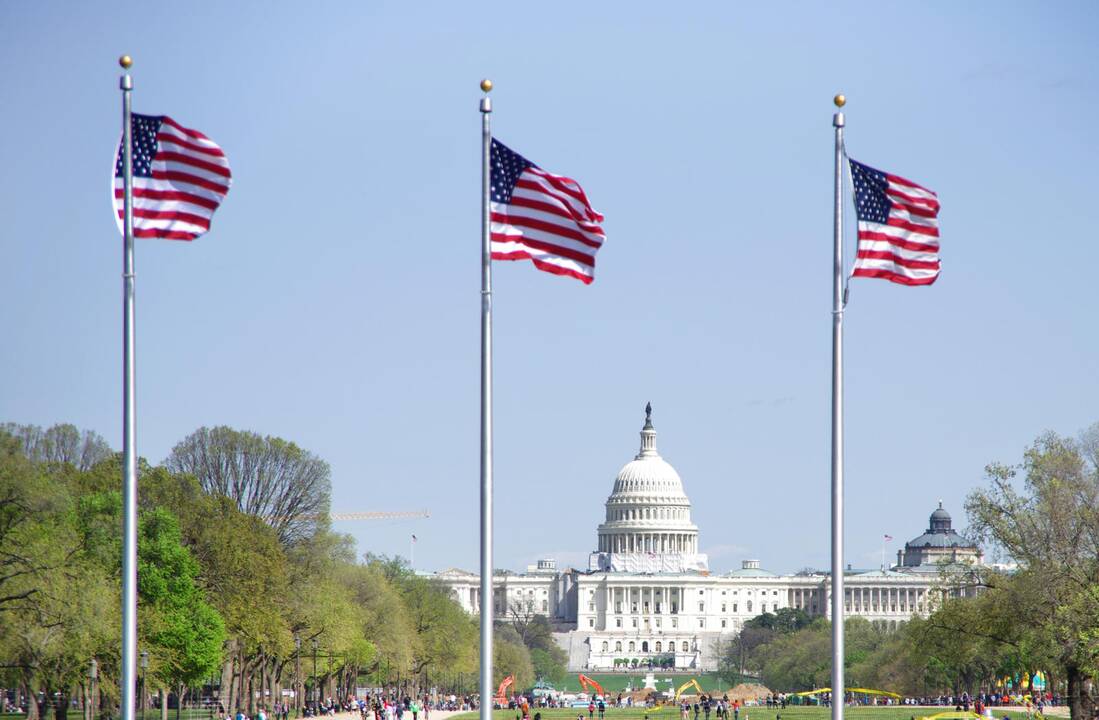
448, 707, 1065, 720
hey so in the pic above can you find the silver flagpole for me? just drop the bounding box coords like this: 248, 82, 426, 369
830, 93, 846, 720
478, 78, 494, 720
118, 53, 138, 720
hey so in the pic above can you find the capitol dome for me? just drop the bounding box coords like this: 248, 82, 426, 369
897, 501, 981, 570
588, 405, 708, 573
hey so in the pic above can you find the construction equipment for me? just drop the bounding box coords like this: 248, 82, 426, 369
495, 674, 515, 704
675, 678, 704, 700
267, 510, 430, 522
329, 510, 430, 521
578, 674, 606, 698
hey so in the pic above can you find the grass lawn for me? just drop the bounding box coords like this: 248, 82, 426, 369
447, 706, 982, 720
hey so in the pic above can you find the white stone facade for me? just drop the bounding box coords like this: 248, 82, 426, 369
431, 408, 979, 672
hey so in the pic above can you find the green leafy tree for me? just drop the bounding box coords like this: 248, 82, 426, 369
967, 429, 1099, 720
492, 630, 534, 691
138, 509, 226, 693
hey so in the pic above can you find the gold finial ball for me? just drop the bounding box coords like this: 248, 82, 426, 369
119, 55, 133, 69
480, 79, 493, 93
834, 93, 846, 108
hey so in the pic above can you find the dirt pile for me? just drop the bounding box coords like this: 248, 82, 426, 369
724, 684, 773, 703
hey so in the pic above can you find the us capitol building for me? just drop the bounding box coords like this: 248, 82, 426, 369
433, 407, 981, 671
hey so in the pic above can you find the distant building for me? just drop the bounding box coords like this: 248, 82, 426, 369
896, 501, 982, 571
433, 407, 981, 671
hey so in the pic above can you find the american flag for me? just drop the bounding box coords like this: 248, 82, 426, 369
884, 534, 893, 542
849, 158, 940, 286
490, 138, 605, 284
114, 113, 231, 241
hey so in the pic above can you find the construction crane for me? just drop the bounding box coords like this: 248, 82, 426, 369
328, 510, 430, 521
267, 510, 431, 522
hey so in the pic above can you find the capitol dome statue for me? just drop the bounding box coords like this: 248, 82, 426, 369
588, 404, 709, 573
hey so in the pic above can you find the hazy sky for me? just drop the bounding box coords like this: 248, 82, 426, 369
2, 2, 1097, 575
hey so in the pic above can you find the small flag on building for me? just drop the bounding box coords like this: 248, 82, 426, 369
114, 114, 231, 240
490, 139, 605, 284
884, 534, 893, 542
849, 158, 940, 286
411, 534, 417, 543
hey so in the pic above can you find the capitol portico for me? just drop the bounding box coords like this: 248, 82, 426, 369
433, 407, 981, 672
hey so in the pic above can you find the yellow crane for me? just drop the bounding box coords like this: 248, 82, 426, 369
269, 510, 431, 521
675, 679, 704, 700
328, 510, 430, 521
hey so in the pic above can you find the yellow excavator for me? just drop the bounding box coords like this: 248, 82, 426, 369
675, 679, 704, 700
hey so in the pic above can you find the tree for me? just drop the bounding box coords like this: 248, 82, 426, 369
1, 423, 112, 471
395, 572, 477, 675
0, 434, 60, 615
492, 629, 534, 691
506, 596, 539, 645
138, 509, 226, 694
165, 426, 331, 545
966, 429, 1099, 720
746, 607, 812, 634
529, 647, 566, 685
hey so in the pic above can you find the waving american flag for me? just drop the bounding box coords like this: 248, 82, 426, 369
114, 113, 231, 241
489, 138, 605, 284
849, 158, 940, 286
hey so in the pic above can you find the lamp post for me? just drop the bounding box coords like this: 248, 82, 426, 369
88, 659, 99, 720
140, 651, 149, 720
294, 636, 302, 719
311, 638, 318, 713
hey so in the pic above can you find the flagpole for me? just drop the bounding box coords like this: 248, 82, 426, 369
119, 53, 139, 720
830, 93, 846, 720
478, 78, 494, 720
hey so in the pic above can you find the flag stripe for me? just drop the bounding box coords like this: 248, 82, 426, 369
491, 229, 596, 266
856, 249, 940, 271
133, 227, 201, 241
507, 194, 606, 235
857, 229, 939, 253
119, 207, 211, 230
156, 150, 232, 178
851, 267, 938, 286
491, 209, 604, 249
151, 168, 229, 195
491, 250, 594, 285
115, 187, 220, 212
157, 133, 226, 158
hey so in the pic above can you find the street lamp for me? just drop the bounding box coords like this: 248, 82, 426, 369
140, 651, 149, 720
311, 638, 318, 713
294, 635, 302, 718
88, 658, 98, 720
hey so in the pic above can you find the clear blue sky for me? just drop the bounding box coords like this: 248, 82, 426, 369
2, 2, 1097, 574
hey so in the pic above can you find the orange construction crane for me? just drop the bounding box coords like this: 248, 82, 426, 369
495, 675, 515, 703
578, 674, 605, 698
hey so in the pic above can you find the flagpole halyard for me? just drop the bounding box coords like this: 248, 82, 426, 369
119, 53, 138, 720
830, 92, 846, 720
478, 78, 494, 720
